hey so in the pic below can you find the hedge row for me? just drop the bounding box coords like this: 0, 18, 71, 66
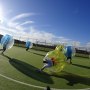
75, 53, 90, 58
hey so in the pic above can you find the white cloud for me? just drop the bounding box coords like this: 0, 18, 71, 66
20, 21, 34, 26
7, 13, 35, 31
86, 42, 90, 47
10, 13, 35, 22
0, 12, 81, 45
19, 26, 73, 44
71, 41, 80, 47
14, 21, 34, 30
8, 22, 19, 28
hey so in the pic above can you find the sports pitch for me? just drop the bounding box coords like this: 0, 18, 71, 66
0, 46, 90, 90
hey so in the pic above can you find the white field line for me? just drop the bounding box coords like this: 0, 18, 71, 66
0, 73, 89, 90
0, 73, 44, 89
0, 73, 61, 90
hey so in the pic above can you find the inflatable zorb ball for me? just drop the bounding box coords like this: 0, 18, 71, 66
65, 46, 75, 57
55, 45, 66, 54
25, 41, 33, 48
44, 45, 67, 73
0, 34, 14, 50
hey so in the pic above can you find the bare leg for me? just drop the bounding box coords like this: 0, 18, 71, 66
40, 66, 46, 71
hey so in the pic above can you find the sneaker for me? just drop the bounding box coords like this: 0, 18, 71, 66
36, 69, 42, 73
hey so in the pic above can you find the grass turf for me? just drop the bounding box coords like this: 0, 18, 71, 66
0, 46, 90, 90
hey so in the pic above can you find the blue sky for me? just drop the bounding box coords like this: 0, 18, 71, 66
0, 0, 90, 46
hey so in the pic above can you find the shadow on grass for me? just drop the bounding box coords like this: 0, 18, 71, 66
2, 54, 53, 84
72, 63, 90, 69
28, 51, 45, 57
2, 54, 90, 86
52, 71, 90, 86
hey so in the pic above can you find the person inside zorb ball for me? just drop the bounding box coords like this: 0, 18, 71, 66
39, 45, 68, 73
0, 34, 14, 54
25, 41, 33, 51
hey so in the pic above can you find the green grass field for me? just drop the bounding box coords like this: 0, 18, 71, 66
0, 46, 90, 90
